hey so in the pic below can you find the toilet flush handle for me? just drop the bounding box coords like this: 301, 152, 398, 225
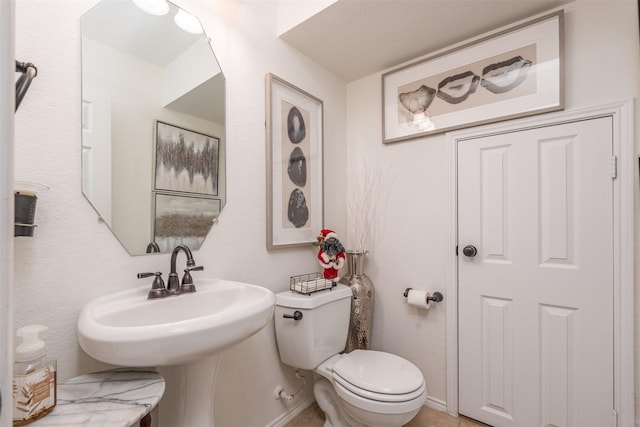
283, 311, 303, 321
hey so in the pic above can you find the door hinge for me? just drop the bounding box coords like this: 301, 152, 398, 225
611, 156, 618, 179
612, 409, 618, 427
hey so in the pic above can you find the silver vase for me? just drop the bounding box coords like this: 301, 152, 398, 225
339, 250, 375, 353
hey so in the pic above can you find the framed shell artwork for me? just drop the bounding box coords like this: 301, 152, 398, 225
266, 73, 324, 249
382, 11, 564, 143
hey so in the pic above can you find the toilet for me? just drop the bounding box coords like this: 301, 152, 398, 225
275, 284, 426, 427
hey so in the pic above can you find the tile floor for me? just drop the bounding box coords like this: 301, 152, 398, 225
284, 402, 489, 427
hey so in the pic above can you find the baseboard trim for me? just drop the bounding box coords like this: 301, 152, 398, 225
266, 394, 316, 427
267, 393, 449, 426
425, 395, 448, 413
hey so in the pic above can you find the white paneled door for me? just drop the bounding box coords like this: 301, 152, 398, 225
458, 117, 614, 427
81, 85, 112, 225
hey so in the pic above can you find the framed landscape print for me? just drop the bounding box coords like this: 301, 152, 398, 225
154, 121, 220, 196
152, 192, 221, 252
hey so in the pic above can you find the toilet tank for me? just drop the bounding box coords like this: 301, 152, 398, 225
275, 284, 352, 370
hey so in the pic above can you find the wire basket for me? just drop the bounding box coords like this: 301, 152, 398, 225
289, 272, 336, 295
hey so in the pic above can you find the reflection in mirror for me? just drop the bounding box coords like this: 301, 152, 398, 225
81, 0, 226, 256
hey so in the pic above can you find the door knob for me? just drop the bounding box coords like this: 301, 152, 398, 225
462, 245, 477, 257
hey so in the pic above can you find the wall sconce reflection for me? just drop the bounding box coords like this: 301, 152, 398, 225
411, 111, 435, 131
174, 8, 204, 34
132, 0, 169, 16
399, 84, 436, 132
131, 0, 204, 35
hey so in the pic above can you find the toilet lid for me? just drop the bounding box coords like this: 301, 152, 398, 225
332, 350, 424, 395
334, 374, 426, 404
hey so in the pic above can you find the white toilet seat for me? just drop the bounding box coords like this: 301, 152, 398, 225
328, 349, 427, 415
333, 374, 426, 403
332, 350, 425, 395
333, 378, 426, 415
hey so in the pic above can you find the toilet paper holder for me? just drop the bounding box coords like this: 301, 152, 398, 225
403, 288, 444, 303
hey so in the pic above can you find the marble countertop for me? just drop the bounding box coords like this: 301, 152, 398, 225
30, 368, 165, 427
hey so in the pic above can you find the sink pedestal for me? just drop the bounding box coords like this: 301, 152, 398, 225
158, 354, 221, 427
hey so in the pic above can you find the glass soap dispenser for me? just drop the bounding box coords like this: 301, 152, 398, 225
12, 325, 57, 426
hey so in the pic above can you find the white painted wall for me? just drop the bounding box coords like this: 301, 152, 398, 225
346, 0, 640, 416
13, 0, 346, 426
11, 0, 640, 425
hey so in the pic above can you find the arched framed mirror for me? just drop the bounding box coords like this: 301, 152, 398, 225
81, 0, 226, 256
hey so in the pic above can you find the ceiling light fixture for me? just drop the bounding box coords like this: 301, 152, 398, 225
132, 0, 169, 16
174, 8, 204, 34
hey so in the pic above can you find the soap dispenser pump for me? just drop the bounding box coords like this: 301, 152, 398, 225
13, 325, 57, 425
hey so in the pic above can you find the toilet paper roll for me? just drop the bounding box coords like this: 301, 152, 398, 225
407, 289, 431, 310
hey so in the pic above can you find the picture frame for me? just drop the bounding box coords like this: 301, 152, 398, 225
266, 73, 324, 249
154, 120, 220, 196
382, 11, 564, 144
152, 192, 221, 253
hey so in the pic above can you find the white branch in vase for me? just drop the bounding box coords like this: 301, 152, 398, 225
347, 161, 389, 253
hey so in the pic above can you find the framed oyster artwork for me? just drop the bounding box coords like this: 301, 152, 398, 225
382, 11, 563, 144
266, 73, 324, 249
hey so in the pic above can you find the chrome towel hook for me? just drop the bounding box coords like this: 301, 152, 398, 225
15, 60, 38, 111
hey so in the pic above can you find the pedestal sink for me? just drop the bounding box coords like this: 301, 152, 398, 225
77, 279, 275, 426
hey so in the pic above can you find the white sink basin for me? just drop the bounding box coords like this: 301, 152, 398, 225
77, 279, 275, 366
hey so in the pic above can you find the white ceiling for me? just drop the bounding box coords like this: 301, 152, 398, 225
280, 0, 571, 82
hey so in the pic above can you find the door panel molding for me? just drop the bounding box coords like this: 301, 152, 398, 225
538, 136, 576, 267
480, 296, 514, 420
445, 100, 634, 425
481, 145, 511, 262
539, 303, 577, 427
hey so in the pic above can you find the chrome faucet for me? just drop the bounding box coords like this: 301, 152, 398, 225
167, 244, 203, 294
145, 242, 161, 253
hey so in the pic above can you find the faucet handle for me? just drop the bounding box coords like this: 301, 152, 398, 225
177, 266, 203, 294
138, 271, 169, 299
